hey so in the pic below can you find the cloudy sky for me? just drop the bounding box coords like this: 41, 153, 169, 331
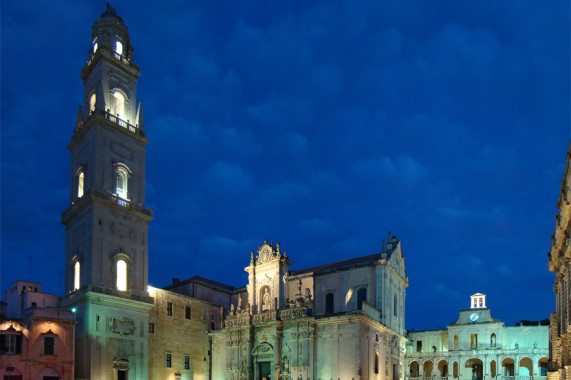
1, 1, 569, 330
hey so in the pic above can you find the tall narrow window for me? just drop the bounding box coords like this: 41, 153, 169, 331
93, 42, 98, 53
113, 91, 125, 119
167, 302, 173, 316
74, 261, 81, 290
44, 336, 55, 355
185, 355, 190, 370
356, 288, 366, 310
115, 41, 123, 56
116, 166, 129, 200
453, 335, 458, 349
374, 352, 379, 374
185, 306, 191, 319
89, 93, 96, 115
77, 170, 85, 198
116, 259, 127, 291
325, 292, 334, 314
394, 294, 398, 317
165, 353, 172, 368
470, 334, 478, 349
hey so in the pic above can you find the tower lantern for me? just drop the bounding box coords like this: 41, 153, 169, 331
470, 293, 487, 309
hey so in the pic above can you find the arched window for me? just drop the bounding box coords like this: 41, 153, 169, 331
116, 259, 127, 291
356, 287, 366, 310
374, 351, 379, 374
453, 335, 458, 349
77, 170, 85, 198
74, 261, 80, 290
115, 40, 123, 56
325, 292, 334, 314
114, 165, 129, 200
113, 91, 125, 119
89, 93, 96, 115
394, 294, 398, 317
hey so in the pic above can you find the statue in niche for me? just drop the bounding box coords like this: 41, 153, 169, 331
297, 279, 302, 295
262, 288, 270, 310
238, 296, 242, 311
230, 303, 235, 315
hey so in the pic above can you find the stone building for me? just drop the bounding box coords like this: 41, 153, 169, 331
405, 294, 549, 380
147, 286, 222, 380
0, 280, 76, 380
548, 140, 571, 380
165, 237, 409, 380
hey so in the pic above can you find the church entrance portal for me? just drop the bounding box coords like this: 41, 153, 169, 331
259, 361, 271, 379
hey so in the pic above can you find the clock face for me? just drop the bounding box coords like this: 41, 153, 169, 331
469, 313, 479, 322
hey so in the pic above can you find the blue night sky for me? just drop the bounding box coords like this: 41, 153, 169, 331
1, 1, 569, 330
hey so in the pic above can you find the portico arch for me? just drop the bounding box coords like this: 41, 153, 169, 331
538, 357, 549, 376
410, 361, 420, 377
423, 360, 434, 379
453, 361, 459, 378
519, 357, 533, 377
437, 359, 448, 377
501, 357, 515, 377
465, 358, 483, 380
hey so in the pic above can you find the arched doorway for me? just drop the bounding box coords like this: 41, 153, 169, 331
465, 358, 483, 380
502, 358, 515, 377
438, 360, 449, 377
252, 342, 274, 380
453, 362, 459, 378
519, 357, 533, 377
410, 361, 420, 378
423, 360, 433, 379
538, 357, 549, 376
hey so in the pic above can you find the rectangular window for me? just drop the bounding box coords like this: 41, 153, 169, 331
44, 336, 55, 355
148, 323, 155, 333
167, 302, 173, 316
185, 355, 190, 370
186, 306, 191, 319
0, 334, 22, 354
416, 340, 422, 353
165, 353, 172, 368
471, 334, 478, 349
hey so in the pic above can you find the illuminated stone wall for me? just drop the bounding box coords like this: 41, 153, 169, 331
148, 287, 221, 380
548, 140, 571, 380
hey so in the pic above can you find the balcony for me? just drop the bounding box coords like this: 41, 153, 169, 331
64, 284, 154, 305
75, 109, 145, 138
62, 188, 153, 223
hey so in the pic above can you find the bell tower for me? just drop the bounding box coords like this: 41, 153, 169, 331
61, 5, 153, 379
